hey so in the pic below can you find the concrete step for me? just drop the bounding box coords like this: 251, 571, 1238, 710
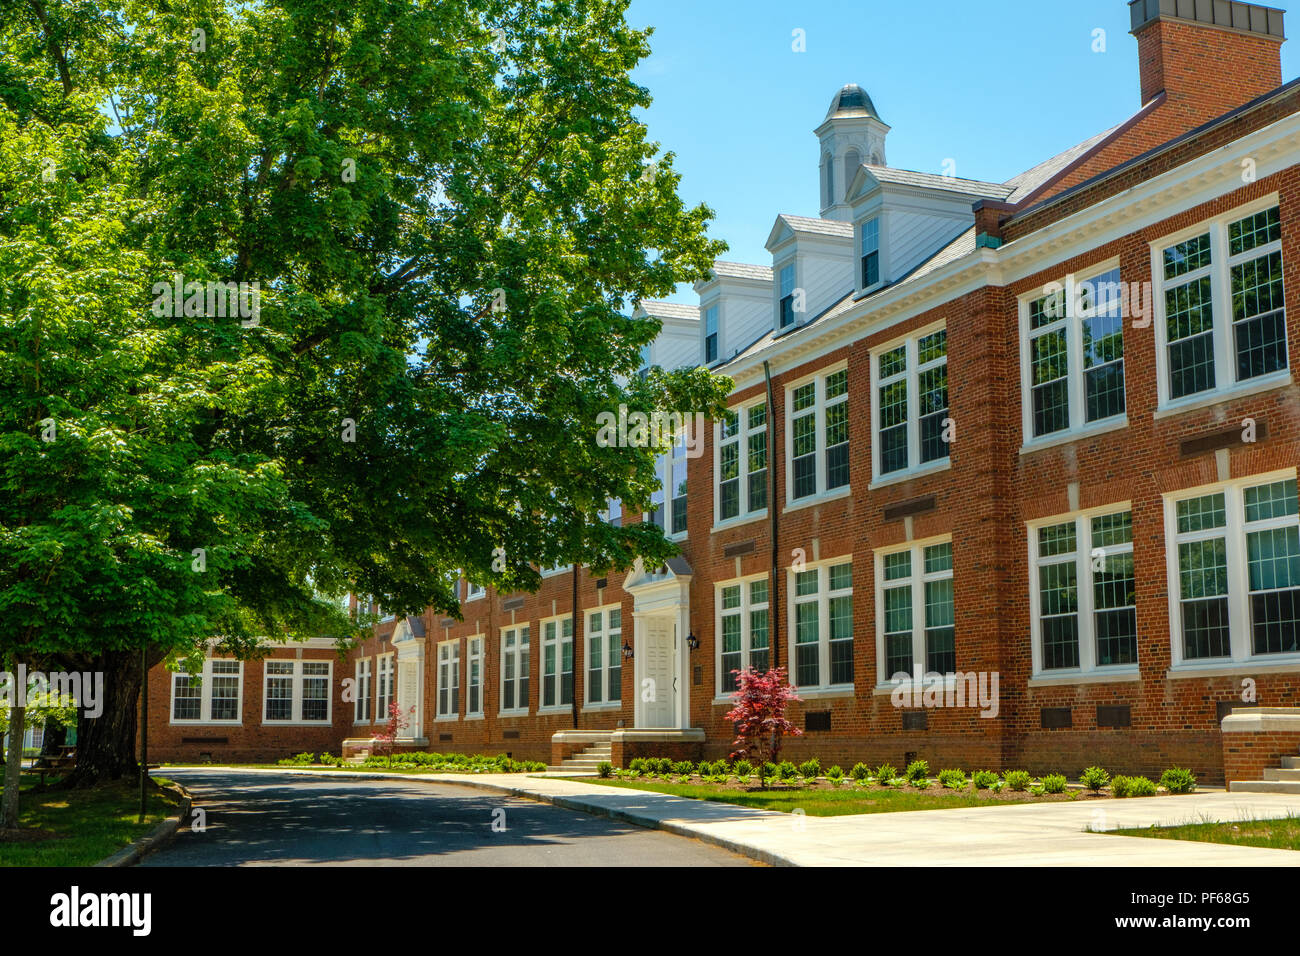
1263, 768, 1300, 781
560, 759, 608, 769
1281, 756, 1300, 769
1228, 780, 1300, 794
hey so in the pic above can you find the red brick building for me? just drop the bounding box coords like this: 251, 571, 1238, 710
148, 0, 1300, 784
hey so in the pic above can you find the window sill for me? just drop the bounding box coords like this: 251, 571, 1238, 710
434, 714, 459, 723
1153, 372, 1292, 420
869, 459, 951, 490
261, 720, 333, 727
352, 719, 375, 726
581, 702, 623, 713
783, 487, 851, 515
498, 708, 530, 718
538, 704, 573, 715
796, 685, 855, 700
1167, 658, 1300, 679
464, 713, 484, 721
711, 511, 769, 535
169, 720, 243, 727
1019, 416, 1128, 455
1027, 668, 1141, 687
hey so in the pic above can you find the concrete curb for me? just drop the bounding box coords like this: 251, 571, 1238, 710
159, 766, 793, 866
95, 782, 193, 868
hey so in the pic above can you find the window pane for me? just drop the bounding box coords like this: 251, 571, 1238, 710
1165, 277, 1215, 399
794, 602, 819, 686
1177, 493, 1227, 533
1228, 207, 1280, 256
1039, 561, 1079, 669
1245, 479, 1299, 522
883, 551, 911, 581
884, 585, 913, 677
1164, 233, 1212, 279
924, 542, 953, 573
918, 364, 949, 463
1038, 522, 1077, 557
1031, 329, 1069, 436
1232, 251, 1287, 381
829, 594, 854, 685
924, 578, 955, 674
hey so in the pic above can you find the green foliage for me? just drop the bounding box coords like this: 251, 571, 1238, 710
1127, 776, 1158, 797
733, 759, 753, 779
1003, 770, 1032, 792
654, 758, 674, 775
798, 759, 821, 781
671, 760, 695, 777
903, 759, 930, 784
628, 758, 649, 773
937, 769, 967, 790
826, 765, 844, 781
359, 751, 543, 773
1029, 784, 1045, 796
278, 752, 318, 766
597, 761, 613, 778
1110, 775, 1132, 798
1041, 774, 1068, 794
850, 762, 871, 781
760, 761, 777, 782
1159, 767, 1198, 794
874, 764, 897, 785
776, 760, 798, 781
1081, 766, 1111, 791
971, 770, 1000, 790
911, 776, 932, 790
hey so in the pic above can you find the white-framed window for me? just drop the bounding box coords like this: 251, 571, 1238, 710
717, 575, 771, 694
1029, 506, 1137, 674
1165, 472, 1299, 667
171, 659, 243, 724
1153, 200, 1287, 408
500, 625, 530, 713
601, 498, 622, 527
376, 653, 394, 718
465, 580, 486, 601
860, 217, 880, 289
541, 615, 574, 708
436, 640, 460, 718
467, 636, 484, 716
1021, 264, 1125, 441
876, 538, 955, 683
585, 606, 623, 705
541, 561, 572, 577
648, 432, 689, 537
778, 262, 797, 328
263, 659, 332, 724
874, 326, 949, 478
704, 302, 719, 363
354, 658, 372, 723
716, 401, 768, 523
788, 366, 849, 502
788, 558, 854, 690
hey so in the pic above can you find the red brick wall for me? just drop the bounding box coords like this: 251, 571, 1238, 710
1223, 730, 1300, 783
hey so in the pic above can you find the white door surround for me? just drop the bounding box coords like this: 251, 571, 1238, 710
624, 558, 694, 730
392, 616, 429, 745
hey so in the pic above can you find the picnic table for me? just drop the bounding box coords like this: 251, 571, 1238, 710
24, 749, 76, 785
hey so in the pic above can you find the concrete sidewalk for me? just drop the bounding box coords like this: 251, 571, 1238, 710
164, 767, 1300, 866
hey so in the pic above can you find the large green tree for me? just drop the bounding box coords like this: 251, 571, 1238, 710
0, 0, 729, 801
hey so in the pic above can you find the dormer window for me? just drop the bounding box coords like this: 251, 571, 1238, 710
704, 304, 719, 363
860, 218, 880, 289
779, 264, 796, 328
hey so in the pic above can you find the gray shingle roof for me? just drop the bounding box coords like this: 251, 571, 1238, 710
711, 260, 774, 281
862, 165, 1013, 200
775, 214, 855, 238
638, 300, 700, 321
1003, 121, 1126, 202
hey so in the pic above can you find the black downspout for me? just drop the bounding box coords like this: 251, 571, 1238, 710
764, 360, 779, 671
139, 645, 148, 821
571, 561, 580, 729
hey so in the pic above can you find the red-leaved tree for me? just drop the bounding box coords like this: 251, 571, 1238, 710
724, 667, 802, 770
372, 703, 414, 767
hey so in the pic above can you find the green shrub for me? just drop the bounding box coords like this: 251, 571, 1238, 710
596, 761, 613, 778
1110, 775, 1132, 798
850, 762, 871, 781
672, 760, 695, 776
826, 765, 844, 781
1128, 776, 1158, 797
760, 761, 777, 782
628, 758, 648, 773
278, 752, 318, 766
1041, 773, 1068, 794
654, 757, 674, 775
890, 777, 907, 788
937, 768, 967, 790
1029, 783, 1045, 796
971, 770, 999, 790
911, 775, 932, 789
1159, 767, 1197, 794
1080, 766, 1110, 791
874, 763, 897, 785
904, 759, 930, 783
776, 760, 798, 781
798, 759, 821, 781
733, 759, 753, 779
1003, 770, 1031, 791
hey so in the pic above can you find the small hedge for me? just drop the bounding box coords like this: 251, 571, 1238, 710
1159, 767, 1198, 794
937, 769, 967, 790
1041, 773, 1068, 794
1003, 770, 1031, 791
357, 752, 546, 773
1080, 766, 1110, 792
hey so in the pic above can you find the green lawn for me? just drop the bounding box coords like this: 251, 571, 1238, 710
0, 776, 181, 866
578, 777, 1053, 816
1113, 816, 1300, 851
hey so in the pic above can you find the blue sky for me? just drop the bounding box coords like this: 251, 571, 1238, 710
627, 0, 1298, 296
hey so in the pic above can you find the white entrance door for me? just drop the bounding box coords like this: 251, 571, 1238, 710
397, 660, 421, 738
641, 616, 676, 728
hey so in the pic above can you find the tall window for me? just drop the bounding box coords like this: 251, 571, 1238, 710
354, 658, 372, 722
437, 640, 460, 717
602, 498, 622, 527
877, 540, 955, 682
376, 654, 394, 718
789, 368, 849, 501
1031, 508, 1137, 673
1169, 475, 1298, 664
542, 616, 574, 707
500, 626, 530, 713
586, 607, 623, 705
718, 577, 770, 693
264, 660, 331, 723
717, 401, 767, 522
1024, 266, 1125, 440
704, 304, 719, 363
860, 217, 880, 288
790, 560, 854, 690
171, 659, 242, 723
779, 263, 796, 328
875, 327, 949, 477
467, 636, 484, 716
465, 581, 486, 601
647, 432, 689, 537
1157, 204, 1286, 405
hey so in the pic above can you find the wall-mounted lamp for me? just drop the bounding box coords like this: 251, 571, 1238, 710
687, 631, 700, 651
622, 640, 634, 661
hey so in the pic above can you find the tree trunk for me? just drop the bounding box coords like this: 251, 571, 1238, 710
39, 718, 67, 758
63, 649, 141, 788
2, 704, 24, 829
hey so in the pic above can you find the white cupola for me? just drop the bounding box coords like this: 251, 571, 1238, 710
815, 84, 889, 221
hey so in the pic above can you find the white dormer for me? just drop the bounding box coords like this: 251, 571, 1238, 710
764, 215, 855, 332
632, 300, 702, 370
844, 166, 1014, 292
815, 84, 890, 222
693, 262, 773, 365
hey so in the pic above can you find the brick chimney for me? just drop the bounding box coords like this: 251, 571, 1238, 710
1130, 0, 1285, 116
